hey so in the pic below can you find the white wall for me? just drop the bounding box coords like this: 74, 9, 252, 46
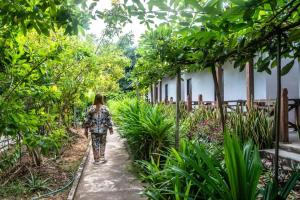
222, 61, 276, 101
223, 62, 247, 101
266, 58, 299, 99
183, 70, 215, 102
254, 71, 267, 100
161, 77, 177, 102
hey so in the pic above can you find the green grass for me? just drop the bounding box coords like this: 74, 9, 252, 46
0, 180, 29, 199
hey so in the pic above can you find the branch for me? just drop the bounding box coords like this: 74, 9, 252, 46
4, 58, 48, 101
266, 0, 298, 24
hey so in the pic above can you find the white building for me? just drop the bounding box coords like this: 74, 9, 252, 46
149, 58, 300, 124
151, 58, 299, 102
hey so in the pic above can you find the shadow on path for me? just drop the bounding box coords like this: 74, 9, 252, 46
74, 129, 145, 200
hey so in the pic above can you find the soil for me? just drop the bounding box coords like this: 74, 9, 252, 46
0, 128, 89, 200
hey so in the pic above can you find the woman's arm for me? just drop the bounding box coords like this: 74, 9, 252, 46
105, 108, 114, 134
83, 106, 93, 138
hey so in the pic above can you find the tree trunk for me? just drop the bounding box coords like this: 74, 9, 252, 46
274, 32, 282, 185
246, 58, 254, 110
175, 67, 181, 150
211, 66, 225, 132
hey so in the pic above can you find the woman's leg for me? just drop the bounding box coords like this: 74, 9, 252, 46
99, 133, 107, 160
91, 133, 100, 162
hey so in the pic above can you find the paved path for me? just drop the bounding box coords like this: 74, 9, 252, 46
74, 129, 145, 200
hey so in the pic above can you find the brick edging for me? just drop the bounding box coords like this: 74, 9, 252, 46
67, 140, 91, 200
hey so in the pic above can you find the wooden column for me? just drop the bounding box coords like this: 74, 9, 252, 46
198, 94, 203, 107
280, 88, 289, 143
164, 98, 168, 105
296, 103, 300, 129
216, 66, 224, 102
212, 65, 225, 132
187, 95, 192, 112
150, 85, 153, 105
246, 59, 254, 110
159, 81, 162, 103
175, 68, 181, 150
153, 84, 157, 104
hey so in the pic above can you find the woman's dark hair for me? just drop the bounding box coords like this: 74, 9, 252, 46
94, 94, 104, 105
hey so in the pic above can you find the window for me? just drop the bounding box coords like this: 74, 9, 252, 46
155, 86, 158, 103
159, 81, 162, 102
187, 79, 192, 97
165, 84, 168, 101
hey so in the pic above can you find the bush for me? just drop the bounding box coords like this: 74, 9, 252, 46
140, 133, 263, 200
180, 106, 222, 142
228, 109, 273, 149
111, 99, 174, 161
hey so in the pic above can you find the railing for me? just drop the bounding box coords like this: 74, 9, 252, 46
0, 136, 15, 153
160, 97, 300, 131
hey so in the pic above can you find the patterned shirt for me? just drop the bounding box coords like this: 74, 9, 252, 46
83, 105, 113, 134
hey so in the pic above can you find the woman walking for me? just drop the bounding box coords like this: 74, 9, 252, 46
84, 94, 113, 164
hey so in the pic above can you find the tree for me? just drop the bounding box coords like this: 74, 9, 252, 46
0, 30, 129, 165
100, 0, 300, 187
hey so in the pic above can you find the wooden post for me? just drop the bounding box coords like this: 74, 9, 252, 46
212, 65, 225, 132
187, 95, 192, 112
198, 94, 203, 107
246, 59, 254, 110
175, 67, 181, 150
274, 32, 282, 185
154, 84, 158, 104
295, 101, 300, 129
150, 85, 153, 105
159, 81, 162, 103
280, 88, 289, 143
216, 66, 224, 102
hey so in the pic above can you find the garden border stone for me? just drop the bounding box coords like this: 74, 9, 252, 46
67, 139, 91, 200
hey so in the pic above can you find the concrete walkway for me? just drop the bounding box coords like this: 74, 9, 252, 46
74, 129, 145, 200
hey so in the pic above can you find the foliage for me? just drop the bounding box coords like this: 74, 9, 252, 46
112, 99, 174, 161
228, 109, 273, 149
0, 180, 28, 198
262, 171, 300, 200
0, 30, 129, 165
181, 106, 222, 141
0, 148, 21, 172
102, 0, 300, 80
0, 0, 90, 37
180, 106, 272, 148
25, 171, 50, 192
140, 133, 262, 200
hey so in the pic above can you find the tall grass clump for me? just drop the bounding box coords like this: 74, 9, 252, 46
140, 133, 263, 200
228, 109, 273, 149
181, 106, 222, 141
111, 98, 174, 161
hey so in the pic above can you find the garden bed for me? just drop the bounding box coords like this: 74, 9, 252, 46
0, 128, 88, 200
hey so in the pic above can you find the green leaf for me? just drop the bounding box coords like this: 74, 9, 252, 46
132, 0, 145, 11
89, 2, 97, 10
231, 0, 246, 6
288, 28, 300, 42
181, 11, 193, 18
281, 60, 294, 76
179, 22, 190, 27
243, 8, 255, 21
269, 0, 277, 11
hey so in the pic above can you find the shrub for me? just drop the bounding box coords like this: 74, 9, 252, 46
112, 99, 174, 161
181, 106, 222, 142
228, 109, 273, 149
140, 133, 263, 200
